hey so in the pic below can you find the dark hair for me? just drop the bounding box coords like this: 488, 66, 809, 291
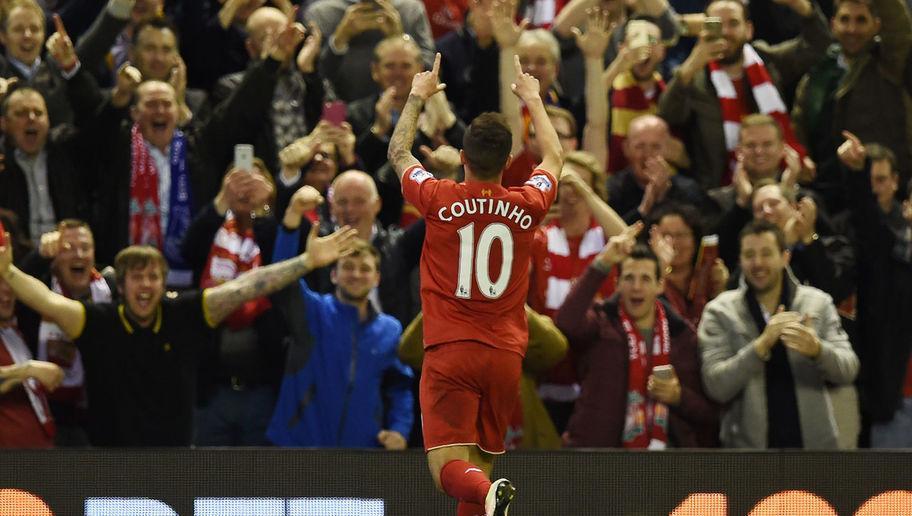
866, 143, 897, 174
114, 245, 169, 287
833, 0, 879, 18
618, 243, 662, 279
462, 113, 512, 180
338, 238, 381, 269
56, 219, 93, 240
1, 86, 43, 117
131, 17, 180, 48
0, 208, 33, 264
650, 203, 703, 263
705, 0, 750, 20
739, 219, 787, 252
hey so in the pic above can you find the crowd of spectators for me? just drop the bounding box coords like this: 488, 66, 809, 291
0, 0, 909, 451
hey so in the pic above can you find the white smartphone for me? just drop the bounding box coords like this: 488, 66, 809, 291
234, 143, 254, 172
652, 364, 675, 380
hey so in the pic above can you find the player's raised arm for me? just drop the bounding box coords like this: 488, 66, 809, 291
510, 55, 564, 179
388, 52, 446, 180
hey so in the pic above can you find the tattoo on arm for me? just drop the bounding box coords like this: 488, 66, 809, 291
204, 254, 312, 326
388, 94, 424, 178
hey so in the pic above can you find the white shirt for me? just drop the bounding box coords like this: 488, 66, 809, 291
146, 141, 171, 231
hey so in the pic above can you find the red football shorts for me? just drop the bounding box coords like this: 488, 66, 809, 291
420, 340, 523, 455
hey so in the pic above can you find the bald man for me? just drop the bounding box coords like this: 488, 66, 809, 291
281, 171, 417, 325
58, 13, 306, 276
607, 114, 706, 224
211, 6, 325, 179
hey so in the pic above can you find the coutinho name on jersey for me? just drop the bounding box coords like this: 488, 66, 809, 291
433, 173, 553, 230
437, 198, 535, 230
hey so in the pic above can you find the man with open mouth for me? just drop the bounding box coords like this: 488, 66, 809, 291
14, 220, 112, 447
0, 88, 90, 245
0, 221, 357, 446
556, 223, 718, 449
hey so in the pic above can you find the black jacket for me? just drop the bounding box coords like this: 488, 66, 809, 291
0, 133, 90, 242
66, 58, 279, 265
847, 160, 912, 422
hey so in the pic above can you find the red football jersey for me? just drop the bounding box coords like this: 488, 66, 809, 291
402, 165, 558, 356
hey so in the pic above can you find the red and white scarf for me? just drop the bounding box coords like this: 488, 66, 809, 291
618, 301, 670, 449
199, 211, 271, 330
38, 272, 111, 399
1, 327, 55, 438
708, 44, 805, 185
129, 123, 163, 248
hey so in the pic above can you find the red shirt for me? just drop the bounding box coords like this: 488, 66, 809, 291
422, 0, 467, 39
501, 149, 537, 188
402, 165, 558, 356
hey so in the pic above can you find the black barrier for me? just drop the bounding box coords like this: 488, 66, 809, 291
1, 449, 911, 515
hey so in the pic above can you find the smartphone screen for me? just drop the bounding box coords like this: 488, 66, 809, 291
321, 101, 347, 127
234, 144, 254, 172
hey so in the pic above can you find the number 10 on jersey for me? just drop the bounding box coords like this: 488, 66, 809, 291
455, 222, 515, 300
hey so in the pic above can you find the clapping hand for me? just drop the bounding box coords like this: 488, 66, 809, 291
780, 315, 821, 358
297, 22, 322, 73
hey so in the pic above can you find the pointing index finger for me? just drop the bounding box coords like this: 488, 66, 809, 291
431, 52, 441, 76
52, 13, 68, 37
841, 130, 861, 147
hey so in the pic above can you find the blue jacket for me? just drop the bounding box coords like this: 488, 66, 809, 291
266, 227, 414, 447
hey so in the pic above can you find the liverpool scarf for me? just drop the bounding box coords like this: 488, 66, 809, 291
708, 44, 805, 185
129, 123, 193, 284
37, 272, 111, 401
199, 211, 271, 329
619, 301, 670, 449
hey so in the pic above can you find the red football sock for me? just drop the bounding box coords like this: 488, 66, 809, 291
456, 501, 486, 516
440, 459, 491, 504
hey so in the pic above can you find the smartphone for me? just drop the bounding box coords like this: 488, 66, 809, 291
0, 218, 6, 247
703, 16, 722, 40
652, 364, 675, 380
234, 144, 254, 172
321, 100, 347, 127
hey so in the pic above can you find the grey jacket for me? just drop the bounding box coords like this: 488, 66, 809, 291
697, 273, 859, 449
